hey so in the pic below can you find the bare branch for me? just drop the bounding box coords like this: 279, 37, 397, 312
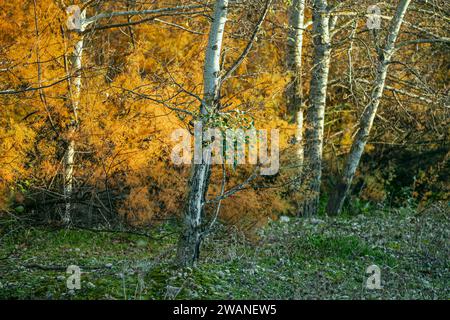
220, 0, 273, 84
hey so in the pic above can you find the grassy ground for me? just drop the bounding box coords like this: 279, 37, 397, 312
0, 204, 448, 300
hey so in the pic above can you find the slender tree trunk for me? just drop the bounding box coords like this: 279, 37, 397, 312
299, 0, 331, 217
287, 0, 306, 170
326, 0, 411, 216
63, 36, 83, 224
176, 0, 229, 266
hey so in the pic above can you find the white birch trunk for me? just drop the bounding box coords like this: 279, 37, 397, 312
63, 36, 84, 224
287, 0, 306, 168
326, 0, 411, 216
177, 0, 229, 266
300, 0, 331, 217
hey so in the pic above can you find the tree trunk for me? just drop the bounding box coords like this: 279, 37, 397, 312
287, 0, 306, 173
176, 0, 229, 266
176, 162, 212, 266
299, 0, 331, 217
326, 0, 411, 216
63, 36, 84, 224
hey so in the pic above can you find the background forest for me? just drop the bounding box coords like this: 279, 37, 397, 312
0, 0, 448, 299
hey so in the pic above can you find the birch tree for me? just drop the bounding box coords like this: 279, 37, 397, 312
176, 0, 272, 266
299, 0, 332, 217
326, 0, 412, 216
176, 0, 229, 267
63, 6, 86, 223
286, 0, 307, 173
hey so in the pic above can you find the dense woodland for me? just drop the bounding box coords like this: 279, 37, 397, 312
0, 0, 448, 299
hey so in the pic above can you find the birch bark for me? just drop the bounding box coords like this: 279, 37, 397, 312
300, 0, 331, 217
287, 0, 306, 169
63, 32, 84, 223
177, 0, 229, 266
326, 0, 411, 216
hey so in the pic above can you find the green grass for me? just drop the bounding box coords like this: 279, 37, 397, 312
0, 204, 448, 300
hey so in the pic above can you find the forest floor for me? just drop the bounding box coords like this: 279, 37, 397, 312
0, 203, 448, 300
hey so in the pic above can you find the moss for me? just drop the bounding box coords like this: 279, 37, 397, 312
0, 205, 448, 299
